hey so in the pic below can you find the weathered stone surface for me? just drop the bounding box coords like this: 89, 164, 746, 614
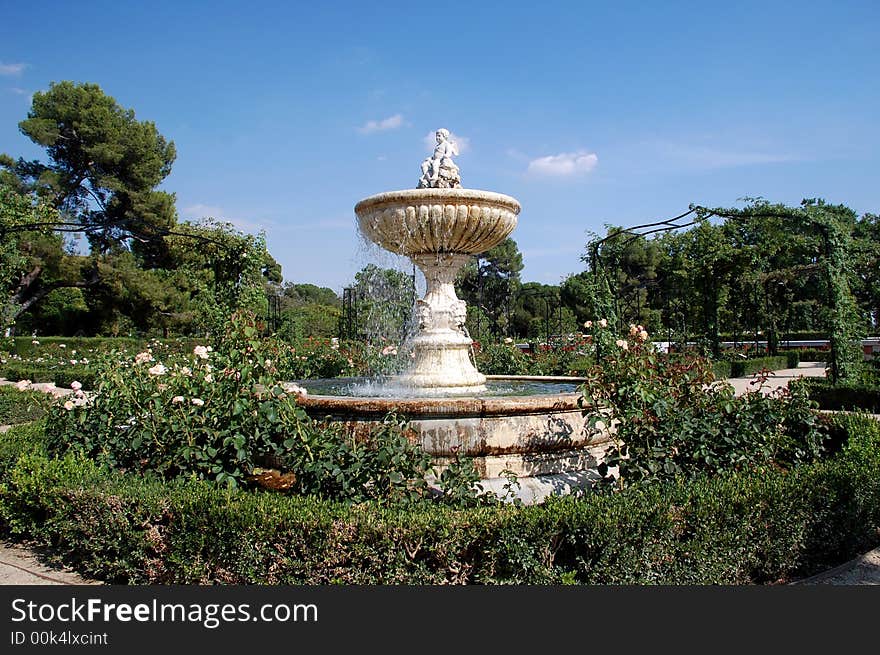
355, 189, 520, 257
295, 377, 614, 479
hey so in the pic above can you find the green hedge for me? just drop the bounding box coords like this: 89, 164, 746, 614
5, 336, 207, 357
794, 379, 880, 413
712, 360, 732, 379
0, 388, 49, 425
1, 415, 878, 584
0, 363, 97, 390
719, 332, 832, 341
786, 349, 830, 362
717, 356, 791, 378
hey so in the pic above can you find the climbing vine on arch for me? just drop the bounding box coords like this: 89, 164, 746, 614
582, 198, 866, 383
693, 199, 864, 383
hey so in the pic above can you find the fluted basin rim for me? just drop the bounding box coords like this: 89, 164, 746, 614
290, 375, 594, 418
355, 188, 521, 215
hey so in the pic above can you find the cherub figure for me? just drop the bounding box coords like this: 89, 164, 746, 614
418, 128, 461, 188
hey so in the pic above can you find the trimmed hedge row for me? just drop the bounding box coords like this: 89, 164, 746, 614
794, 378, 880, 413
730, 356, 791, 378
0, 415, 878, 585
2, 336, 207, 357
713, 356, 792, 379
0, 363, 97, 390
719, 332, 832, 342
787, 349, 831, 363
0, 388, 49, 425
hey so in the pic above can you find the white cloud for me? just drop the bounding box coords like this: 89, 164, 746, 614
527, 151, 598, 177
0, 62, 26, 76
358, 114, 404, 134
422, 130, 470, 154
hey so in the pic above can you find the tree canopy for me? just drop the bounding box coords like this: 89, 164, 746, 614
15, 81, 178, 260
1, 81, 278, 336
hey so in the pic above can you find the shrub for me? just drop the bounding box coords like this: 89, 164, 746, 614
530, 346, 593, 376
0, 362, 98, 390
0, 387, 50, 425
273, 337, 358, 379
275, 412, 433, 506
580, 328, 827, 489
8, 336, 206, 358
0, 414, 878, 584
39, 312, 504, 507
712, 360, 732, 379
788, 349, 830, 362
43, 314, 338, 489
793, 378, 880, 413
475, 342, 532, 375
728, 356, 790, 378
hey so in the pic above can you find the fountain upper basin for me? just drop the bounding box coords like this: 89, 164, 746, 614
355, 188, 521, 257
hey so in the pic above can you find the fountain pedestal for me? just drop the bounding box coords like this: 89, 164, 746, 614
402, 252, 485, 392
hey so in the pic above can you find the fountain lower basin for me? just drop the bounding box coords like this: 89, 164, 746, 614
287, 375, 613, 500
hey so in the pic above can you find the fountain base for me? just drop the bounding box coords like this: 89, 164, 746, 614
288, 376, 614, 503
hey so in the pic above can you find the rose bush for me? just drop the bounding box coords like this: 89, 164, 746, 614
43, 312, 505, 506
580, 321, 828, 488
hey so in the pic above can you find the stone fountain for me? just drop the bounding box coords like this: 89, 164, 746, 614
292, 129, 611, 502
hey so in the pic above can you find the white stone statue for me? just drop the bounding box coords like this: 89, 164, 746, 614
418, 128, 461, 188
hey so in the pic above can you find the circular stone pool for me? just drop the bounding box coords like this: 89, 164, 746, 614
294, 375, 583, 398
284, 375, 612, 502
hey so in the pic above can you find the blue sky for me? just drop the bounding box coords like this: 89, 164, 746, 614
2, 0, 878, 294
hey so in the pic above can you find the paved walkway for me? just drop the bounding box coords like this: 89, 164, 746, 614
0, 542, 102, 585
725, 361, 828, 396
